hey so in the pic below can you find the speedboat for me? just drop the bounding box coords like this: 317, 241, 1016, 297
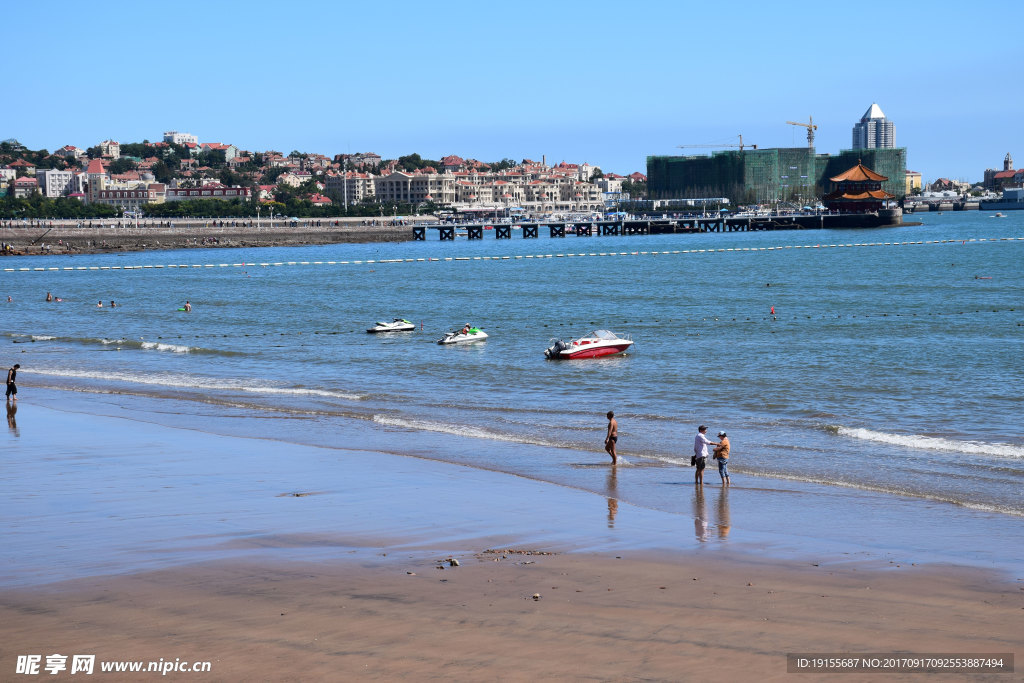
545, 330, 633, 359
367, 318, 416, 333
438, 327, 488, 344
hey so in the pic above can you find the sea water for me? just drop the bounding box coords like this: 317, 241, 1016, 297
2, 212, 1022, 558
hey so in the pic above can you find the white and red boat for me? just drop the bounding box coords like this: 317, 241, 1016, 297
544, 330, 633, 359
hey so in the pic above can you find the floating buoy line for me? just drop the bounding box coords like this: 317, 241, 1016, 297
3, 237, 1022, 273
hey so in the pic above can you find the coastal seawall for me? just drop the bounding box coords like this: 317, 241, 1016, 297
0, 217, 419, 255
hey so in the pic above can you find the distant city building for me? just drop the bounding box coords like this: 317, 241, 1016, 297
163, 131, 198, 145
983, 153, 1017, 190
35, 169, 75, 198
199, 142, 238, 161
165, 183, 251, 202
851, 103, 895, 149
54, 145, 85, 160
346, 152, 382, 169
92, 184, 167, 210
8, 158, 36, 175
647, 147, 907, 205
98, 140, 121, 158
905, 170, 922, 195
11, 176, 39, 198
324, 172, 376, 204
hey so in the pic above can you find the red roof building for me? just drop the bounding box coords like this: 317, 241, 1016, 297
823, 161, 894, 213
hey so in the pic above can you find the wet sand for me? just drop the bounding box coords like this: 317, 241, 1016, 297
3, 554, 1018, 681
1, 401, 1020, 680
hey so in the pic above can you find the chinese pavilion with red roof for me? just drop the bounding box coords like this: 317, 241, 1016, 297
823, 160, 895, 213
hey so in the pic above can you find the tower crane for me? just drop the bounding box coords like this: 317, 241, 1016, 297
786, 116, 817, 148
677, 134, 757, 152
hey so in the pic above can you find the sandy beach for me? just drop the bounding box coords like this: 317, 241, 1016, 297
1, 398, 1019, 681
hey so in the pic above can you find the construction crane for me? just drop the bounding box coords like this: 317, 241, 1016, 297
786, 116, 817, 148
677, 134, 757, 152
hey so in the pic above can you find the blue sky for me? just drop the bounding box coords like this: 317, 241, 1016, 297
5, 0, 1021, 181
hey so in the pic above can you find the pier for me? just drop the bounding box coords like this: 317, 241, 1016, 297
411, 211, 905, 241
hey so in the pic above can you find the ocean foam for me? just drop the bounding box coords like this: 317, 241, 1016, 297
372, 414, 564, 448
29, 367, 362, 401
140, 341, 195, 353
833, 425, 1024, 458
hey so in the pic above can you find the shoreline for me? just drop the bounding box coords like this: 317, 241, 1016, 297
1, 399, 1020, 679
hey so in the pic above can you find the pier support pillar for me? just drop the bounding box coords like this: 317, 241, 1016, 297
412, 226, 426, 241
467, 225, 483, 240
439, 226, 455, 241
495, 225, 511, 239
523, 225, 538, 238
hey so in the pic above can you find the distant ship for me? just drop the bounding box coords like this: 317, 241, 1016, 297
979, 187, 1024, 211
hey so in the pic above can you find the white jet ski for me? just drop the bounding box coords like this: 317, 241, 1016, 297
438, 327, 489, 345
367, 318, 416, 333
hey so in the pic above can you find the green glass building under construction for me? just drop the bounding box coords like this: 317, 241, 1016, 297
647, 147, 906, 205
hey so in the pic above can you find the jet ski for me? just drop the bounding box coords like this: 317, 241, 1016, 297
544, 330, 633, 359
438, 327, 488, 344
367, 318, 416, 333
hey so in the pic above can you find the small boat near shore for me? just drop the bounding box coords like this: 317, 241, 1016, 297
545, 330, 633, 359
367, 318, 416, 333
438, 327, 488, 345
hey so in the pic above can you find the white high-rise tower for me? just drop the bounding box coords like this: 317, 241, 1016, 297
852, 103, 895, 149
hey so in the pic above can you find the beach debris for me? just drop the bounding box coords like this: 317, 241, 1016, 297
448, 558, 460, 567
407, 572, 416, 576
481, 548, 554, 556
532, 593, 541, 601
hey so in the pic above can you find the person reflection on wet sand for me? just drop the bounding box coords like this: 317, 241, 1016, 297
6, 400, 18, 437
606, 467, 619, 528
693, 487, 709, 541
716, 487, 731, 539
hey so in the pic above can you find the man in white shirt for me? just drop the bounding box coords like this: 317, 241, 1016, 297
693, 425, 719, 486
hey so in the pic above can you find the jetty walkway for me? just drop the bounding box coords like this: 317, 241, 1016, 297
413, 212, 904, 241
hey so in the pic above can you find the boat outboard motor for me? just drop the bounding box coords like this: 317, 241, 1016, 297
545, 339, 567, 358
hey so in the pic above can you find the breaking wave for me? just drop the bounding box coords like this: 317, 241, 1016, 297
28, 367, 363, 401
829, 425, 1024, 458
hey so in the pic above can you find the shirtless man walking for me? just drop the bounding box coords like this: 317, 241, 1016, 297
604, 411, 619, 465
